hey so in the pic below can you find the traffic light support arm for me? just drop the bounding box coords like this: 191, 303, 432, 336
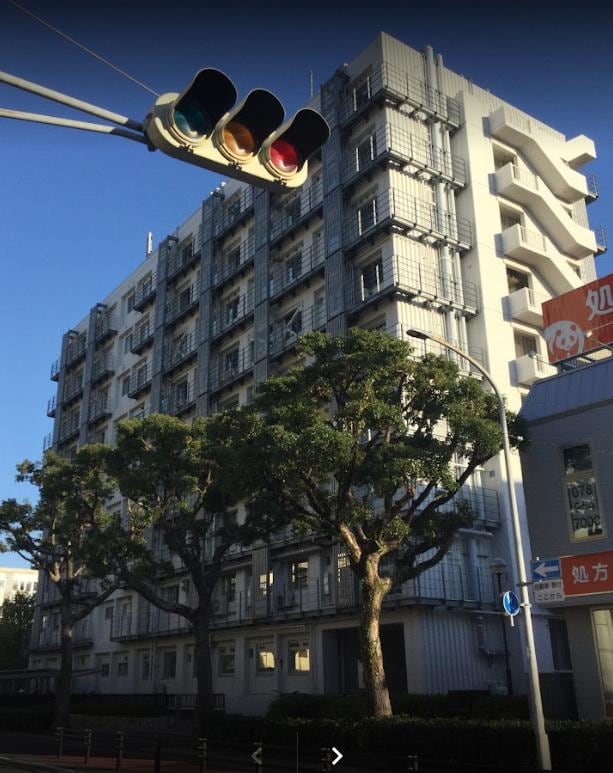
0, 107, 148, 144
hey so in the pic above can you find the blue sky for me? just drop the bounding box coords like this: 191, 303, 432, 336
1, 1, 612, 567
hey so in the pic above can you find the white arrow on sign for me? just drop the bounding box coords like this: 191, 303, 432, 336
331, 746, 343, 766
251, 745, 262, 765
533, 562, 559, 579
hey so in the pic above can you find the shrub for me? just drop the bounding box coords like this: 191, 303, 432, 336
70, 701, 167, 717
0, 705, 54, 733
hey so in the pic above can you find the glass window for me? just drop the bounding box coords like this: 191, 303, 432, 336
161, 650, 177, 679
288, 640, 310, 673
506, 267, 530, 294
291, 560, 309, 589
117, 656, 128, 677
224, 348, 239, 374
126, 292, 135, 314
140, 651, 151, 680
222, 573, 236, 602
352, 76, 371, 110
219, 643, 235, 675
100, 662, 110, 678
225, 294, 240, 324
514, 331, 538, 358
360, 258, 384, 299
256, 643, 275, 673
356, 133, 377, 170
121, 375, 131, 396
563, 444, 604, 540
357, 198, 377, 234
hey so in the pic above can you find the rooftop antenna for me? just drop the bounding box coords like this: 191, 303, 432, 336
146, 231, 153, 256
309, 70, 314, 99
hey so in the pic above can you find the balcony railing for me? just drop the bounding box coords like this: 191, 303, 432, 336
270, 178, 324, 241
31, 619, 91, 652
586, 172, 599, 201
43, 433, 53, 453
47, 395, 57, 417
91, 353, 115, 384
89, 393, 111, 423
594, 225, 607, 254
50, 359, 60, 381
65, 335, 87, 367
133, 273, 157, 311
209, 344, 253, 392
167, 238, 199, 280
342, 123, 466, 188
344, 189, 472, 252
58, 412, 80, 443
62, 374, 83, 404
163, 330, 198, 373
339, 61, 462, 129
212, 234, 255, 289
131, 322, 155, 354
128, 363, 152, 398
269, 241, 326, 300
161, 381, 197, 416
347, 252, 479, 313
215, 188, 255, 236
165, 281, 200, 325
269, 303, 326, 358
211, 287, 255, 338
94, 313, 117, 343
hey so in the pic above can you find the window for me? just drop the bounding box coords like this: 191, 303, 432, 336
506, 267, 530, 294
360, 258, 383, 299
140, 650, 151, 680
288, 640, 310, 673
285, 197, 301, 224
224, 347, 239, 374
104, 605, 113, 622
126, 292, 135, 314
227, 195, 241, 220
352, 75, 371, 111
121, 374, 131, 396
291, 560, 309, 589
161, 650, 177, 679
123, 332, 133, 354
225, 293, 240, 324
285, 250, 302, 283
174, 379, 189, 407
593, 610, 613, 716
117, 655, 129, 677
514, 331, 538, 359
259, 571, 273, 595
499, 206, 521, 231
100, 662, 110, 678
283, 308, 302, 340
178, 285, 192, 311
220, 394, 239, 412
219, 643, 235, 675
135, 362, 148, 388
226, 243, 241, 273
356, 133, 377, 171
222, 573, 236, 602
357, 197, 377, 234
256, 642, 275, 673
563, 444, 604, 541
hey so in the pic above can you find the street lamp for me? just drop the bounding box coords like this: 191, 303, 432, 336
490, 557, 513, 696
406, 328, 551, 771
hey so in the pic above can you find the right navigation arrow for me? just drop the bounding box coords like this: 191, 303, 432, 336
331, 746, 343, 766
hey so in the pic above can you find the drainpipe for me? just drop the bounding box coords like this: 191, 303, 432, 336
425, 46, 457, 350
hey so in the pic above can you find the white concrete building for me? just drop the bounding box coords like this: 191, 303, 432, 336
0, 566, 38, 608
33, 32, 604, 716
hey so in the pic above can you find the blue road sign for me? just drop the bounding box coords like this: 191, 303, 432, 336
531, 558, 561, 582
502, 590, 520, 617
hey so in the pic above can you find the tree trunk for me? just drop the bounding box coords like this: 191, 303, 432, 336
193, 607, 214, 735
54, 600, 74, 729
359, 570, 392, 718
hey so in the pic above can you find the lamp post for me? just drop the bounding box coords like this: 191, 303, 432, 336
406, 328, 551, 771
490, 557, 513, 696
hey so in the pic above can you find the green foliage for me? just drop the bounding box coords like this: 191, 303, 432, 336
0, 705, 54, 733
0, 591, 35, 669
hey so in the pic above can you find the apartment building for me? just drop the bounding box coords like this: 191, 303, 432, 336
33, 32, 604, 716
0, 567, 38, 608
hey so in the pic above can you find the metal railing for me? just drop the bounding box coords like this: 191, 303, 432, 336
386, 321, 486, 373
594, 224, 607, 253
269, 303, 326, 357
270, 178, 324, 241
43, 432, 53, 452
346, 252, 479, 312
342, 122, 466, 187
212, 233, 255, 288
131, 322, 154, 353
215, 187, 255, 236
339, 61, 462, 128
269, 241, 326, 300
47, 395, 57, 417
128, 363, 152, 397
94, 313, 117, 342
161, 381, 197, 415
31, 619, 91, 652
586, 172, 599, 199
50, 358, 60, 381
211, 287, 254, 338
91, 353, 115, 383
133, 272, 157, 310
517, 225, 547, 251
65, 335, 87, 367
89, 393, 111, 423
209, 344, 253, 392
62, 373, 83, 403
58, 412, 80, 443
344, 188, 472, 250
165, 280, 200, 325
163, 330, 198, 372
167, 238, 199, 280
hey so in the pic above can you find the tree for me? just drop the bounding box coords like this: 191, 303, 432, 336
0, 447, 129, 727
248, 329, 523, 718
0, 591, 35, 669
109, 411, 268, 733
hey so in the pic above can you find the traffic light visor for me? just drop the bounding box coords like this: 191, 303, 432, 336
172, 69, 237, 141
263, 108, 329, 179
216, 89, 284, 163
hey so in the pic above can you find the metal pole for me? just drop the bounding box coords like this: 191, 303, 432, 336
496, 572, 514, 696
405, 329, 552, 770
0, 108, 148, 143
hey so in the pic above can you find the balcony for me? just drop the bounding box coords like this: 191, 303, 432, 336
43, 433, 53, 453
211, 287, 255, 340
47, 395, 57, 418
31, 620, 91, 652
586, 173, 599, 203
165, 281, 199, 326
65, 334, 87, 367
94, 312, 118, 344
209, 344, 253, 393
495, 162, 597, 258
346, 252, 479, 315
269, 241, 326, 302
269, 303, 326, 359
342, 123, 466, 190
595, 225, 607, 255
339, 61, 462, 131
214, 187, 255, 238
270, 178, 324, 243
50, 359, 60, 381
507, 287, 546, 326
133, 273, 157, 312
514, 353, 557, 386
58, 413, 80, 443
128, 363, 152, 399
131, 322, 155, 355
212, 234, 255, 289
91, 353, 115, 384
344, 189, 472, 253
163, 330, 198, 373
62, 374, 83, 405
88, 393, 112, 424
161, 381, 197, 416
167, 238, 199, 281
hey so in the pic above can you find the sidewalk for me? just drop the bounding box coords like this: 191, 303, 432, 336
0, 755, 242, 773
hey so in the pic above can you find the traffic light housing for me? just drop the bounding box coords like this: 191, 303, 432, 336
144, 68, 330, 191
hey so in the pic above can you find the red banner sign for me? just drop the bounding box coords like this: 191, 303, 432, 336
542, 273, 613, 363
561, 550, 613, 597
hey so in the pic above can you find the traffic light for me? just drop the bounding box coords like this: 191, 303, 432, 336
144, 68, 329, 191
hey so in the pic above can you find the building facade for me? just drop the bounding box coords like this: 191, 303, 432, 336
0, 567, 38, 608
520, 358, 613, 719
33, 32, 604, 715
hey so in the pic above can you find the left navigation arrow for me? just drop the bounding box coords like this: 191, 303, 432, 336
252, 745, 263, 765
